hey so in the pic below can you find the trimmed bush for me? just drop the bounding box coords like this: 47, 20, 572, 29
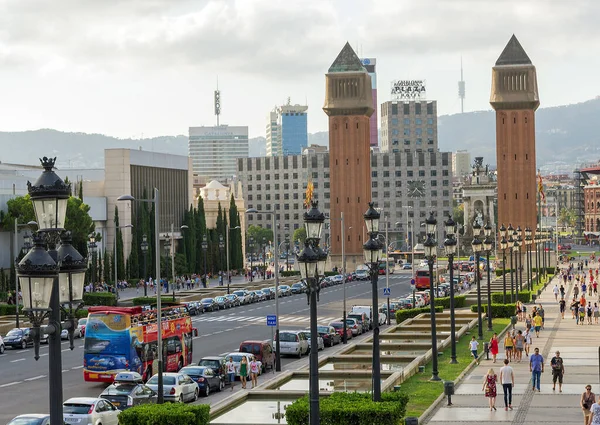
131, 296, 178, 306
434, 295, 466, 309
471, 303, 516, 318
285, 391, 409, 425
83, 292, 117, 307
0, 291, 8, 302
491, 291, 531, 304
495, 268, 515, 277
396, 306, 444, 324
324, 271, 337, 277
0, 304, 22, 316
118, 403, 210, 425
281, 271, 301, 277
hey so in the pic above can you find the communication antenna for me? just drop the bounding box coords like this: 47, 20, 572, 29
458, 57, 466, 113
214, 77, 221, 126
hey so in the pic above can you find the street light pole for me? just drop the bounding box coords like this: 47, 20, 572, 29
499, 224, 507, 304
423, 212, 440, 380
472, 222, 483, 340
507, 224, 515, 303
443, 214, 458, 364
385, 215, 391, 325
525, 228, 532, 291
141, 234, 148, 297
14, 219, 36, 328
114, 221, 133, 302
483, 223, 494, 331
202, 235, 208, 288
341, 212, 348, 344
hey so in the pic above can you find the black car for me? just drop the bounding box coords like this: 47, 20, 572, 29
225, 294, 241, 307
214, 296, 231, 310
200, 298, 217, 312
317, 325, 341, 347
183, 302, 200, 316
180, 366, 223, 396
261, 288, 274, 300
99, 372, 157, 410
198, 356, 227, 386
4, 328, 47, 349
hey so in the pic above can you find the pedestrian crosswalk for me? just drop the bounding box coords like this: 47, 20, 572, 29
192, 314, 339, 324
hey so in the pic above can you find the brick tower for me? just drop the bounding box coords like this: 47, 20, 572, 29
323, 42, 374, 269
490, 35, 539, 232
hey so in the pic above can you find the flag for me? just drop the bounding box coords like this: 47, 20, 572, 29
538, 173, 546, 204
304, 179, 314, 209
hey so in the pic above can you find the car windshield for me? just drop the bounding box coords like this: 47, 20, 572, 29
215, 297, 224, 302
225, 295, 235, 299
292, 283, 301, 287
201, 298, 213, 303
279, 333, 297, 342
317, 326, 330, 333
148, 376, 176, 385
180, 367, 204, 376
348, 315, 362, 321
240, 344, 261, 354
228, 355, 244, 362
78, 319, 87, 325
63, 403, 93, 414
199, 359, 220, 368
7, 417, 48, 425
6, 329, 23, 336
101, 383, 137, 395
234, 291, 244, 296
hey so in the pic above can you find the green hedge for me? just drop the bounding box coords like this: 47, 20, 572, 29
0, 304, 22, 316
131, 296, 179, 306
396, 306, 444, 324
83, 292, 117, 306
434, 295, 466, 309
0, 292, 8, 302
495, 269, 515, 277
324, 271, 337, 277
118, 403, 210, 425
285, 391, 409, 425
532, 267, 556, 274
471, 303, 516, 318
281, 271, 301, 277
490, 291, 531, 304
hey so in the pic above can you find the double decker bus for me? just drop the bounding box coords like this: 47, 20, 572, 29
83, 306, 196, 383
378, 258, 396, 275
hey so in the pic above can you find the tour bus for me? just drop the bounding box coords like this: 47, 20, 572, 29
83, 306, 197, 383
415, 268, 437, 290
378, 258, 396, 275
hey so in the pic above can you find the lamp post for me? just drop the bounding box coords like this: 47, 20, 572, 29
202, 235, 208, 288
114, 223, 133, 302
14, 220, 37, 328
226, 224, 240, 294
219, 234, 225, 286
483, 223, 494, 331
443, 214, 458, 364
471, 222, 483, 340
141, 234, 148, 297
499, 224, 507, 304
246, 208, 282, 372
262, 237, 267, 280
507, 224, 515, 302
118, 188, 164, 403
423, 212, 441, 380
285, 234, 290, 272
516, 226, 523, 293
341, 214, 349, 344
175, 225, 189, 296
88, 234, 97, 284
248, 236, 254, 282
18, 157, 87, 425
297, 201, 326, 425
363, 202, 384, 399
525, 228, 532, 291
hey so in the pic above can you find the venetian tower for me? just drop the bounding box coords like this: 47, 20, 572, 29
490, 35, 540, 232
323, 42, 374, 269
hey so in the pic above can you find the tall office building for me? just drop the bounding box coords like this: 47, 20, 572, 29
452, 150, 472, 178
265, 101, 308, 156
490, 35, 539, 232
189, 125, 249, 184
380, 99, 438, 153
361, 58, 378, 147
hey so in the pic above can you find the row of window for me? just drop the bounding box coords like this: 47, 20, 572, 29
391, 128, 434, 136
387, 102, 435, 116
390, 117, 435, 126
391, 139, 435, 146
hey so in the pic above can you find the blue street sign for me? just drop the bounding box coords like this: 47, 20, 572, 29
267, 315, 277, 327
383, 287, 391, 296
410, 278, 416, 286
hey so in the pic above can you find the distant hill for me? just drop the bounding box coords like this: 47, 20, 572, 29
2, 98, 599, 170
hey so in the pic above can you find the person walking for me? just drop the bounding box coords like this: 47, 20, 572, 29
504, 332, 514, 361
553, 284, 559, 301
226, 357, 237, 391
482, 368, 497, 411
239, 356, 248, 389
572, 297, 581, 322
538, 304, 545, 329
524, 327, 532, 357
249, 356, 260, 388
499, 359, 515, 411
489, 333, 499, 363
589, 394, 600, 425
588, 304, 594, 325
559, 297, 567, 319
533, 313, 543, 337
580, 305, 587, 326
530, 347, 544, 392
550, 350, 565, 392
594, 303, 599, 324
514, 330, 525, 363
560, 284, 566, 299
582, 385, 596, 425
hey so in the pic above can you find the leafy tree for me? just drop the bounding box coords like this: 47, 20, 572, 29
452, 201, 464, 227
247, 225, 273, 247
559, 207, 576, 229
293, 227, 307, 245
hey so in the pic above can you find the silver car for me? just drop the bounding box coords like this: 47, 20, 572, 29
61, 328, 82, 340
63, 397, 120, 425
300, 331, 324, 352
146, 372, 198, 403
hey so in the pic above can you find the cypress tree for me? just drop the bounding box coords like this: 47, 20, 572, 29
114, 206, 125, 280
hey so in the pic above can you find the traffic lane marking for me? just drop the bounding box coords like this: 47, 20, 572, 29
24, 375, 46, 381
0, 381, 21, 388
10, 358, 25, 363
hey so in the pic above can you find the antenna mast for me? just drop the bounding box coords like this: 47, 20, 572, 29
458, 57, 466, 113
214, 77, 221, 126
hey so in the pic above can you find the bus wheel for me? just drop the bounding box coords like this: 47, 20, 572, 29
178, 358, 183, 371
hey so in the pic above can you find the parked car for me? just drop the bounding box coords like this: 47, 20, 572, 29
4, 328, 46, 349
233, 290, 250, 304
347, 313, 370, 333
291, 282, 306, 294
61, 327, 82, 340
402, 263, 412, 270
0, 334, 5, 354
99, 372, 157, 410
331, 275, 344, 285
278, 285, 292, 296
63, 397, 120, 425
224, 353, 262, 377
246, 291, 258, 303
254, 290, 267, 301
6, 415, 50, 425
200, 298, 217, 312
198, 356, 227, 385
182, 302, 200, 316
214, 296, 230, 310
316, 325, 341, 347
299, 331, 324, 352
402, 298, 415, 309
239, 340, 276, 372
355, 269, 369, 280
275, 331, 309, 358
350, 306, 375, 330
179, 366, 224, 396
77, 318, 88, 336
225, 294, 241, 307
146, 372, 198, 403
342, 318, 362, 335
328, 321, 353, 340
261, 288, 274, 299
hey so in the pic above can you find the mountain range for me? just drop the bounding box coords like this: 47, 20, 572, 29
1, 98, 599, 172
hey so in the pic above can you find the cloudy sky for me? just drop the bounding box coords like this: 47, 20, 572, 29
0, 0, 599, 139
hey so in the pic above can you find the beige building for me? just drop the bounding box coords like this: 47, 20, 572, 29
452, 150, 471, 178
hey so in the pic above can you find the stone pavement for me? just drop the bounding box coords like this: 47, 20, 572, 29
424, 263, 600, 425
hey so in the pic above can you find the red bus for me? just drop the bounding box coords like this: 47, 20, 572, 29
83, 306, 196, 383
415, 269, 436, 290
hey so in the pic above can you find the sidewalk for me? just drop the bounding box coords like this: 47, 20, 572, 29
424, 264, 600, 425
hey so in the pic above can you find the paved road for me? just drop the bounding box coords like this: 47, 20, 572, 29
0, 271, 415, 423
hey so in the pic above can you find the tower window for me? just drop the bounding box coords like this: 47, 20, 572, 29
526, 154, 528, 160
525, 117, 528, 124
514, 117, 516, 124
346, 122, 348, 129
515, 193, 518, 200
347, 197, 350, 203
527, 193, 529, 199
515, 154, 517, 160
504, 194, 506, 200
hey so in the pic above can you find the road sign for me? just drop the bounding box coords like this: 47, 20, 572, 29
410, 278, 416, 287
266, 315, 277, 327
383, 287, 391, 296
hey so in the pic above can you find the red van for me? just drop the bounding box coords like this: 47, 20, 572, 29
239, 340, 276, 373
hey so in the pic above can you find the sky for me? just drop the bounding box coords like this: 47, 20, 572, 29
1, 0, 599, 140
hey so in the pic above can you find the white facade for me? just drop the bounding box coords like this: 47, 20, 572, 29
453, 150, 471, 178
266, 111, 281, 157
189, 125, 249, 184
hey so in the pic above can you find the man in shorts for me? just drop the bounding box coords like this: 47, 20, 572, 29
550, 350, 565, 392
559, 297, 566, 319
533, 313, 543, 337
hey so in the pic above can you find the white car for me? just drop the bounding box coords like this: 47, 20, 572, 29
331, 275, 344, 284
61, 328, 82, 340
224, 353, 263, 377
276, 331, 309, 358
146, 372, 198, 403
300, 331, 324, 352
0, 335, 4, 354
63, 397, 120, 425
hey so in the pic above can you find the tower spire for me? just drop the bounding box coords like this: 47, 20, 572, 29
495, 35, 532, 66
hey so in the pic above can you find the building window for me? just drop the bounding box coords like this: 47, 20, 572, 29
266, 184, 270, 190
384, 181, 390, 188
248, 184, 253, 191
372, 181, 378, 188
415, 103, 422, 114
265, 174, 270, 180
372, 191, 378, 197
431, 180, 437, 186
293, 173, 298, 179
407, 170, 413, 177
284, 204, 289, 210
284, 193, 289, 200
403, 103, 410, 115
372, 171, 378, 178
383, 171, 390, 177
248, 195, 253, 201
427, 128, 433, 135
404, 139, 410, 145
293, 183, 298, 190
248, 175, 252, 181
312, 172, 319, 179
395, 170, 401, 177
416, 138, 422, 145
284, 173, 289, 179
431, 190, 437, 197
266, 194, 271, 200
275, 184, 280, 190
403, 118, 410, 125
443, 180, 449, 186
416, 128, 422, 136
431, 170, 437, 176
442, 170, 449, 176
418, 170, 425, 177
293, 193, 299, 199
392, 118, 399, 125
443, 190, 449, 197
416, 118, 422, 125
395, 181, 402, 187
274, 174, 279, 180
427, 118, 434, 125
403, 128, 410, 136
256, 175, 261, 181
427, 103, 434, 115
392, 103, 398, 115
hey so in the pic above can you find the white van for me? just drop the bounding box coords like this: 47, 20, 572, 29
276, 331, 309, 358
351, 305, 386, 326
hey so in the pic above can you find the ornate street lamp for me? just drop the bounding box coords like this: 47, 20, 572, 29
443, 214, 458, 364
141, 234, 148, 296
483, 223, 494, 331
88, 234, 98, 285
499, 224, 508, 304
525, 227, 532, 292
507, 224, 515, 302
202, 235, 208, 287
516, 226, 523, 293
296, 201, 326, 425
471, 222, 483, 340
248, 236, 254, 283
424, 212, 440, 380
219, 235, 225, 285
363, 202, 384, 399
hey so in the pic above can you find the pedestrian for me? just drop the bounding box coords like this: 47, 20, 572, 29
582, 385, 596, 425
575, 284, 580, 298
226, 357, 237, 391
514, 330, 525, 363
553, 284, 559, 301
489, 333, 499, 363
533, 313, 543, 337
588, 304, 594, 325
550, 350, 565, 392
560, 284, 566, 299
525, 314, 532, 331
524, 328, 532, 357
580, 305, 587, 325
239, 356, 248, 389
538, 304, 545, 329
594, 303, 599, 324
572, 297, 581, 321
589, 394, 600, 425
530, 347, 544, 392
482, 368, 497, 411
249, 356, 260, 388
504, 332, 514, 361
559, 297, 566, 319
499, 359, 514, 411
